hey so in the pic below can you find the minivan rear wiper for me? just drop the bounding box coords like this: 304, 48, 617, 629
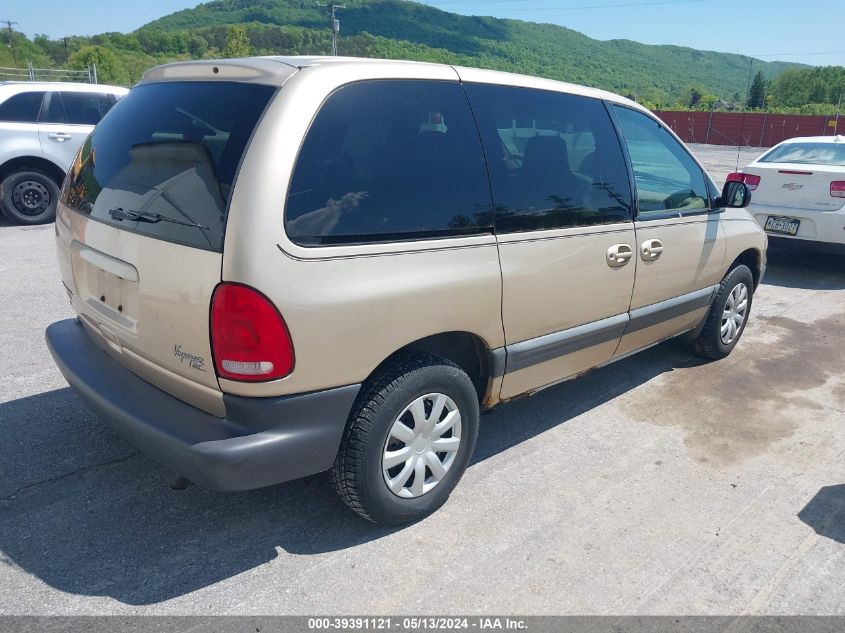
108, 207, 209, 230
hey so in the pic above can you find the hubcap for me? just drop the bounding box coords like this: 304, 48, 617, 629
382, 393, 462, 499
12, 180, 51, 216
720, 282, 748, 345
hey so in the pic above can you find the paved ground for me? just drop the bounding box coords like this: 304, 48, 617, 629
687, 143, 766, 185
1, 145, 844, 615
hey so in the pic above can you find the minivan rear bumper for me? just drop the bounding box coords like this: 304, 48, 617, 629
46, 319, 360, 491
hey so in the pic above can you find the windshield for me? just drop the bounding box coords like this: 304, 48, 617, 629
759, 142, 845, 166
62, 81, 276, 252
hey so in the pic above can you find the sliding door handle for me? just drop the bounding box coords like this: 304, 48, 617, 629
607, 243, 633, 267
641, 239, 664, 261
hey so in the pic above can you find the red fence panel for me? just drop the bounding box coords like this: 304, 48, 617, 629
653, 111, 843, 148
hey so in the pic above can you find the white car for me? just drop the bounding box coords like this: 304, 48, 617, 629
731, 135, 845, 253
0, 81, 128, 224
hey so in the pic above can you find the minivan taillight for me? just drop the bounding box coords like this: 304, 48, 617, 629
831, 181, 845, 198
210, 283, 294, 382
727, 172, 761, 190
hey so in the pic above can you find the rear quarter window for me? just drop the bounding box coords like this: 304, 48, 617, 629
57, 91, 115, 125
0, 91, 45, 123
62, 81, 275, 252
285, 79, 493, 246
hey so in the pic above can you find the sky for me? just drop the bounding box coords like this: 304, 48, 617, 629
7, 0, 845, 67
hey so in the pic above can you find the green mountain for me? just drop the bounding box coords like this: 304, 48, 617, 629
4, 0, 809, 106
135, 0, 800, 103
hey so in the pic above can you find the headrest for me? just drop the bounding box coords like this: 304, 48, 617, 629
522, 135, 571, 172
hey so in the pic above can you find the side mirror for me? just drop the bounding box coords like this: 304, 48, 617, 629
717, 181, 751, 208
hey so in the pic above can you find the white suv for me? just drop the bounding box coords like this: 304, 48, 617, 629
0, 82, 128, 224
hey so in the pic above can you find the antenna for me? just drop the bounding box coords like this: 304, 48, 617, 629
1, 20, 18, 62
736, 58, 755, 172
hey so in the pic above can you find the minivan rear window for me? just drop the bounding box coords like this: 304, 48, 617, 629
62, 81, 275, 252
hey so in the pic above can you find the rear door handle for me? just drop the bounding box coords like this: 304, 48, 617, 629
606, 243, 633, 267
641, 239, 664, 261
47, 132, 72, 142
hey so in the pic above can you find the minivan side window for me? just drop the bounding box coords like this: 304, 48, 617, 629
0, 91, 45, 123
463, 83, 633, 233
612, 105, 709, 217
285, 80, 493, 246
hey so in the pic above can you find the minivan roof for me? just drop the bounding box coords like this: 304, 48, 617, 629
142, 55, 643, 111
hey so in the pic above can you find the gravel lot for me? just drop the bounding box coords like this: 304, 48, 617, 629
0, 144, 843, 615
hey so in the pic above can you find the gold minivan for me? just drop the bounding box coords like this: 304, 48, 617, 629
46, 57, 765, 524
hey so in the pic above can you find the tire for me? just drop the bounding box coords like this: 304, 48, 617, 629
690, 264, 754, 360
0, 169, 60, 225
331, 352, 480, 525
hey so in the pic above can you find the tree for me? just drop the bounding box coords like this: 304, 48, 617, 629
69, 45, 128, 85
188, 33, 209, 57
688, 87, 701, 107
770, 66, 845, 109
223, 24, 250, 58
747, 71, 766, 109
699, 94, 719, 110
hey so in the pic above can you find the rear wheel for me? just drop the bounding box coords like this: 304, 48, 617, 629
331, 353, 479, 525
1, 169, 60, 225
690, 264, 754, 359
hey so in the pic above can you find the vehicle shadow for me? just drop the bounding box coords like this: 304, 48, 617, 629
763, 245, 845, 290
0, 342, 703, 605
798, 485, 845, 544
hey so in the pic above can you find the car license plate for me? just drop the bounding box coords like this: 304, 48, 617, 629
764, 216, 800, 236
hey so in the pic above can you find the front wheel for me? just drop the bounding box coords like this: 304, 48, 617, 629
690, 264, 754, 360
331, 353, 480, 525
1, 169, 61, 225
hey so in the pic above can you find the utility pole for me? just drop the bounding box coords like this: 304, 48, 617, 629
1, 20, 18, 62
63, 37, 69, 65
317, 2, 345, 56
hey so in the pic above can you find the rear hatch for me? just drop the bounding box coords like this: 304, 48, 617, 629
56, 80, 276, 414
744, 141, 845, 212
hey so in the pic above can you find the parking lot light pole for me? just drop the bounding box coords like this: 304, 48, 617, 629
316, 2, 345, 56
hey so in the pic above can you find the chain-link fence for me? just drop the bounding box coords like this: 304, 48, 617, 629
0, 62, 97, 83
